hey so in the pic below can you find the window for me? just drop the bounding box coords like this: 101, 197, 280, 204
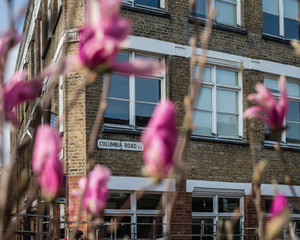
191, 0, 241, 26
102, 192, 165, 239
192, 195, 243, 240
263, 0, 300, 39
104, 52, 165, 130
264, 77, 300, 145
123, 0, 165, 10
193, 66, 242, 139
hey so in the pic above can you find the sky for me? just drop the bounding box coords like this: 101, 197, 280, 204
0, 0, 28, 165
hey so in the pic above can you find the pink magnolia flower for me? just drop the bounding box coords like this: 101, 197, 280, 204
78, 165, 111, 215
244, 76, 288, 131
3, 71, 43, 125
141, 100, 177, 180
78, 0, 163, 76
269, 193, 288, 219
33, 125, 63, 200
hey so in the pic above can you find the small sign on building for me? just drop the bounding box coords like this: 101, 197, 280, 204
97, 139, 144, 151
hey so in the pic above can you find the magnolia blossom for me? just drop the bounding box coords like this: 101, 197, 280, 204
78, 0, 163, 76
141, 100, 177, 180
33, 125, 63, 200
79, 165, 111, 215
244, 76, 288, 131
4, 71, 43, 125
269, 193, 288, 219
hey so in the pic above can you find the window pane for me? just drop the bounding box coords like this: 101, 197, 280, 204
135, 0, 159, 8
135, 103, 156, 128
286, 122, 300, 144
116, 52, 129, 62
265, 199, 272, 213
265, 124, 277, 141
217, 113, 238, 137
196, 87, 212, 111
193, 0, 206, 18
287, 101, 300, 122
105, 99, 129, 125
216, 69, 238, 86
102, 216, 131, 239
193, 111, 212, 136
219, 219, 241, 240
284, 18, 299, 39
287, 82, 300, 97
217, 90, 237, 114
264, 78, 279, 94
109, 74, 129, 99
192, 218, 214, 240
215, 1, 236, 26
135, 77, 160, 103
192, 197, 213, 212
290, 201, 300, 214
284, 0, 298, 19
195, 66, 212, 82
106, 193, 131, 209
292, 220, 300, 238
263, 13, 280, 36
263, 0, 279, 14
137, 193, 162, 210
218, 198, 240, 213
137, 216, 163, 239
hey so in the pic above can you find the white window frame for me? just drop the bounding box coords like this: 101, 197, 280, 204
104, 51, 166, 131
262, 0, 298, 39
191, 0, 241, 27
264, 75, 300, 146
59, 75, 63, 133
193, 65, 243, 139
123, 0, 165, 10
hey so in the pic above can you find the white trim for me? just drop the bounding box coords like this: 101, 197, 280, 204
186, 179, 300, 197
108, 176, 176, 192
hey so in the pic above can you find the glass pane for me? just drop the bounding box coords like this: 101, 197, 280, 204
196, 87, 212, 111
135, 103, 156, 128
265, 123, 277, 141
284, 18, 299, 39
219, 219, 241, 240
137, 216, 163, 239
263, 0, 279, 14
287, 101, 300, 122
265, 199, 272, 213
289, 201, 300, 214
102, 216, 131, 239
106, 193, 131, 209
108, 74, 129, 99
216, 69, 238, 86
286, 122, 300, 144
135, 77, 160, 102
263, 13, 280, 36
292, 220, 300, 238
193, 111, 212, 136
104, 99, 129, 125
137, 193, 162, 210
264, 78, 279, 94
218, 198, 240, 213
287, 82, 300, 97
135, 0, 159, 8
194, 66, 212, 82
284, 0, 298, 19
217, 90, 238, 114
193, 0, 206, 18
217, 113, 238, 137
192, 218, 214, 240
116, 52, 129, 62
215, 1, 236, 26
192, 197, 213, 212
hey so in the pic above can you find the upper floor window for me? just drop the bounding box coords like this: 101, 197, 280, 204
193, 66, 243, 139
104, 52, 165, 130
123, 0, 165, 10
264, 77, 300, 145
263, 0, 299, 40
191, 0, 241, 26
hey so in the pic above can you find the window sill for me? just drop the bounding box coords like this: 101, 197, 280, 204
191, 135, 249, 146
262, 34, 292, 44
188, 17, 247, 35
264, 142, 300, 152
102, 126, 142, 136
121, 4, 170, 18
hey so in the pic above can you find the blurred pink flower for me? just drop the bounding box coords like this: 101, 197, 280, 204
269, 193, 288, 219
79, 165, 111, 215
33, 125, 63, 200
4, 71, 43, 125
141, 100, 177, 180
244, 76, 288, 131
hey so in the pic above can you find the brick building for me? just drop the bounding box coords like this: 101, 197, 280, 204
12, 0, 300, 239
